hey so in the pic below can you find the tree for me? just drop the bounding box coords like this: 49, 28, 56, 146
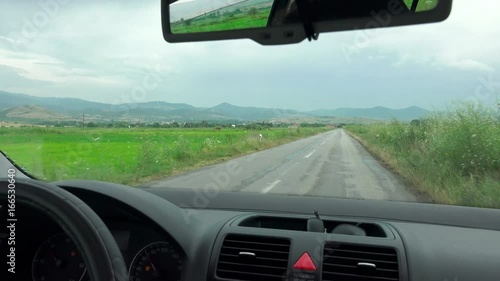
410, 119, 422, 126
248, 7, 258, 17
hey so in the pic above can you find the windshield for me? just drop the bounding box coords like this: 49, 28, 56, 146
0, 0, 498, 209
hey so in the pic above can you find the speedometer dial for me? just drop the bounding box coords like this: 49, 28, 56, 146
129, 241, 183, 281
32, 233, 86, 281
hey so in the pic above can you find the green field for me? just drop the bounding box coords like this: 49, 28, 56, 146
403, 0, 438, 11
347, 103, 500, 208
0, 127, 329, 185
171, 0, 272, 34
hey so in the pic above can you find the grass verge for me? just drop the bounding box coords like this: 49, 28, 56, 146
347, 103, 500, 208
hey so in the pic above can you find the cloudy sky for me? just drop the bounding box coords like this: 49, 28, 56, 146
0, 0, 498, 111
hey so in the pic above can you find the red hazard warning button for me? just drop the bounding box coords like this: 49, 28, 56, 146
293, 252, 317, 271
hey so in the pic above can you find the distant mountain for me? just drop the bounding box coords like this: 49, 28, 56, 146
0, 105, 70, 120
0, 91, 306, 122
207, 102, 303, 120
0, 91, 110, 113
0, 91, 201, 119
0, 91, 431, 122
308, 106, 430, 121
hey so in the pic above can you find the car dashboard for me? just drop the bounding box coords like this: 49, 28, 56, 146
3, 180, 500, 281
6, 190, 185, 281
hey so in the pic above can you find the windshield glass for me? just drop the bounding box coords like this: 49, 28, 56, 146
0, 0, 498, 209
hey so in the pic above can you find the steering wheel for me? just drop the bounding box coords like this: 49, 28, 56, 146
1, 178, 128, 281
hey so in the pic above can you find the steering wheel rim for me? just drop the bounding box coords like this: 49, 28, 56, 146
1, 178, 129, 281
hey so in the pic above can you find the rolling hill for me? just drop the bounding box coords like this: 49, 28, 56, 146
0, 91, 431, 122
0, 105, 70, 120
0, 91, 110, 113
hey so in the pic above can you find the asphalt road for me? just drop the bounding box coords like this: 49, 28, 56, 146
147, 129, 417, 201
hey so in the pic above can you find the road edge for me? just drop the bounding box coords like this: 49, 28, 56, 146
344, 129, 435, 204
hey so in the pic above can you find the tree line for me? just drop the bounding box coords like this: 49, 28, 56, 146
7, 120, 331, 129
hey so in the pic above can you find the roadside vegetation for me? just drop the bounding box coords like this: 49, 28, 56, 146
0, 126, 330, 185
347, 103, 500, 208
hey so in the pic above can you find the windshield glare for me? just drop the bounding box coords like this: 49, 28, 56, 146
0, 0, 499, 209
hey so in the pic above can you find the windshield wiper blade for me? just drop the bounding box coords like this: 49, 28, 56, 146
0, 150, 36, 180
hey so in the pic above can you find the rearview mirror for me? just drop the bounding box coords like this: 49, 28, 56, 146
162, 0, 452, 45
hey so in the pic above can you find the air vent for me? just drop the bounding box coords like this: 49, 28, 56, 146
322, 243, 399, 281
216, 234, 291, 281
238, 216, 389, 238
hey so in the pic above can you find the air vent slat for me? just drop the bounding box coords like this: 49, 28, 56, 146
224, 239, 291, 248
323, 263, 398, 272
222, 246, 289, 254
323, 256, 398, 265
323, 244, 400, 281
325, 245, 396, 254
220, 253, 289, 263
216, 235, 290, 281
217, 269, 284, 279
325, 248, 397, 257
323, 272, 399, 281
218, 261, 287, 270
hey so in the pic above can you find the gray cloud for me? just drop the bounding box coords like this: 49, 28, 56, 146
0, 0, 498, 110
